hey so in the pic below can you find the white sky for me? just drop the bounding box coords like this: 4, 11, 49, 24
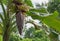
0, 5, 6, 12
0, 5, 2, 12
31, 0, 49, 8
32, 0, 48, 4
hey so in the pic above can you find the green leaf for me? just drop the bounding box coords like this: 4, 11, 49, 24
40, 12, 60, 32
30, 8, 47, 13
0, 23, 3, 34
27, 11, 60, 33
11, 21, 16, 27
0, 1, 6, 18
0, 35, 2, 41
0, 0, 7, 4
52, 11, 59, 18
0, 14, 4, 21
24, 0, 33, 7
26, 11, 43, 19
10, 25, 17, 32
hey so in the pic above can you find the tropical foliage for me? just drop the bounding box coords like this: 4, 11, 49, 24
0, 0, 60, 41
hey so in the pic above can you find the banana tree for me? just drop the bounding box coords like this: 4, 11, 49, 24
0, 0, 33, 41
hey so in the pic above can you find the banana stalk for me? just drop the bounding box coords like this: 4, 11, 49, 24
13, 0, 29, 35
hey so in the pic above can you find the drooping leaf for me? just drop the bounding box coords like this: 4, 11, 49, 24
30, 8, 47, 13
40, 12, 60, 32
27, 11, 60, 33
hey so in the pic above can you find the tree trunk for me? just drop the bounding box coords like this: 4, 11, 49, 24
3, 29, 9, 41
3, 14, 10, 41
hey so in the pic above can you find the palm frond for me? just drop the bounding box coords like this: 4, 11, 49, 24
0, 13, 4, 21
0, 1, 6, 18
